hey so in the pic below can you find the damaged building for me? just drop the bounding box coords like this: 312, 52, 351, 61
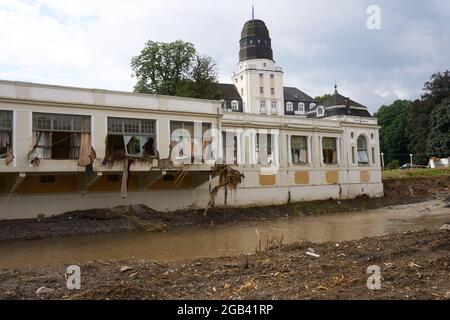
0, 18, 383, 219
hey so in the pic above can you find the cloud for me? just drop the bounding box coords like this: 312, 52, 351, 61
0, 0, 449, 113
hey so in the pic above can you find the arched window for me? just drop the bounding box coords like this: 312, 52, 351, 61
317, 106, 324, 117
298, 102, 305, 114
357, 135, 369, 165
286, 102, 293, 112
231, 100, 239, 111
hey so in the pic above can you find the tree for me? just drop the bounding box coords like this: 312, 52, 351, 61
176, 55, 220, 99
314, 94, 331, 103
374, 100, 412, 166
409, 70, 450, 163
426, 98, 450, 157
131, 40, 219, 99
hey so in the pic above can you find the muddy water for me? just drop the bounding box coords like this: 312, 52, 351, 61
0, 200, 449, 268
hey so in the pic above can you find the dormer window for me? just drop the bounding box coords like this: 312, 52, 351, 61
286, 102, 293, 112
298, 102, 305, 114
317, 106, 325, 117
310, 103, 316, 109
231, 100, 239, 111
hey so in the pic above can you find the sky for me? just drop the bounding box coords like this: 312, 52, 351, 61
0, 0, 449, 113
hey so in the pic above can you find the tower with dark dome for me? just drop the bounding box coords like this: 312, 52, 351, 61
232, 18, 284, 115
239, 19, 273, 62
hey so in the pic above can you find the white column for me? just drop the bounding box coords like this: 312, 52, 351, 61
236, 131, 241, 165
287, 134, 292, 165
273, 132, 279, 166
337, 137, 342, 165
307, 135, 312, 165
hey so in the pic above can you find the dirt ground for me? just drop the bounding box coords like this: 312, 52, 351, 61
0, 228, 448, 300
0, 175, 449, 241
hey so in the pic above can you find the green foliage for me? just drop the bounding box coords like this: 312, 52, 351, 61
314, 94, 331, 103
131, 40, 219, 99
426, 98, 450, 157
409, 71, 450, 163
375, 70, 450, 166
374, 100, 412, 165
382, 168, 450, 180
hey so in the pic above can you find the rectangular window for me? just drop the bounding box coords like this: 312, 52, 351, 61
372, 147, 375, 164
291, 136, 308, 164
260, 100, 266, 113
352, 146, 355, 164
260, 87, 264, 94
106, 117, 157, 159
40, 175, 55, 183
256, 133, 273, 165
271, 88, 275, 95
0, 110, 12, 159
31, 113, 91, 160
170, 121, 212, 163
271, 101, 277, 114
222, 131, 238, 165
259, 73, 264, 78
270, 74, 274, 79
322, 137, 337, 164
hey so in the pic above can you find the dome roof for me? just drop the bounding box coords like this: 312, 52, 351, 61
240, 19, 270, 38
239, 19, 273, 62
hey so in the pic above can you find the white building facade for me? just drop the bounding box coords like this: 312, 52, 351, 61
0, 18, 383, 220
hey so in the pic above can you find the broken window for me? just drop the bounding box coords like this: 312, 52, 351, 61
357, 135, 369, 165
322, 137, 337, 164
32, 113, 91, 160
256, 133, 273, 165
291, 136, 308, 164
170, 121, 212, 163
0, 110, 12, 159
106, 117, 156, 159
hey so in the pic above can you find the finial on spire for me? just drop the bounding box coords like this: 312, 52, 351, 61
334, 82, 338, 94
252, 4, 255, 20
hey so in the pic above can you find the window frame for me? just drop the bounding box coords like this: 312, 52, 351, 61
286, 102, 293, 112
357, 135, 369, 165
0, 110, 13, 159
290, 135, 308, 165
322, 137, 338, 165
106, 117, 157, 159
31, 112, 92, 160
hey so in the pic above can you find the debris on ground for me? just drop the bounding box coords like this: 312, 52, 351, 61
1, 229, 448, 300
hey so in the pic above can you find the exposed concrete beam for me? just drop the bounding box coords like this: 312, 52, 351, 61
141, 172, 163, 190
80, 172, 103, 193
9, 172, 26, 194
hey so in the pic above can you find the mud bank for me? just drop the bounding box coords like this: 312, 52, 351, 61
0, 229, 449, 300
0, 176, 448, 241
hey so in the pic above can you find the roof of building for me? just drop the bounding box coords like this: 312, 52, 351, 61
239, 19, 273, 62
283, 87, 315, 102
217, 83, 242, 100
309, 86, 372, 118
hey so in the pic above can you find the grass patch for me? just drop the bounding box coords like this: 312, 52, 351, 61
382, 168, 450, 180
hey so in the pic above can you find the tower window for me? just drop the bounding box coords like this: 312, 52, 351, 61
260, 101, 266, 113
271, 101, 277, 114
260, 87, 264, 94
